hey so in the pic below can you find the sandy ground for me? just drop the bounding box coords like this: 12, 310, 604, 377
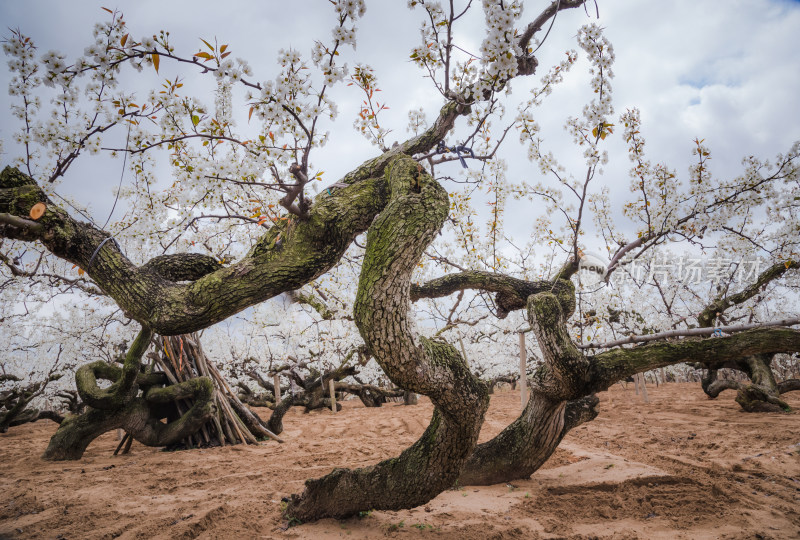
0, 382, 798, 539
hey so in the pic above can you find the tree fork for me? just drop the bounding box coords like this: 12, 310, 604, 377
458, 290, 800, 485
459, 287, 596, 486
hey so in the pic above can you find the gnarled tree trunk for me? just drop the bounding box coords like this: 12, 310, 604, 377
43, 328, 216, 460
460, 393, 597, 485
458, 283, 598, 485
283, 155, 489, 522
701, 354, 796, 412
458, 285, 800, 486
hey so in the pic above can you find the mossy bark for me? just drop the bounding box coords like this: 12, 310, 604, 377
460, 393, 599, 485
458, 288, 594, 485
702, 354, 795, 412
587, 328, 800, 393
459, 289, 800, 486
42, 327, 216, 460
694, 260, 799, 412
0, 102, 467, 336
460, 392, 564, 485
283, 155, 489, 522
411, 270, 574, 319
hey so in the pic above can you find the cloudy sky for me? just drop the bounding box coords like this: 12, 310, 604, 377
1, 0, 799, 245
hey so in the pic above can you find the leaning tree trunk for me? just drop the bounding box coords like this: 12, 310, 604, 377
460, 393, 598, 485
701, 354, 796, 412
1, 408, 63, 431
1, 373, 64, 433
459, 283, 600, 485
283, 155, 489, 522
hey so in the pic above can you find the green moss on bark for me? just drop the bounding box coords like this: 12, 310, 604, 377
284, 155, 488, 522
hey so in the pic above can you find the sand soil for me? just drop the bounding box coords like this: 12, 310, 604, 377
1, 382, 798, 539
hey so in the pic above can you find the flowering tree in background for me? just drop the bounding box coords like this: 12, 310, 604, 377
1, 0, 799, 523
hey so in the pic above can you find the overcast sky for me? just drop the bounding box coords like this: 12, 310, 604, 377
1, 0, 799, 246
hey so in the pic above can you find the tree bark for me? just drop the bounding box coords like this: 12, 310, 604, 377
42, 328, 217, 460
700, 354, 794, 412
267, 395, 295, 435
694, 261, 799, 411
460, 393, 598, 485
3, 408, 64, 430
333, 382, 404, 407
458, 287, 800, 486
778, 379, 800, 393
459, 285, 591, 485
0, 102, 467, 336
283, 155, 489, 522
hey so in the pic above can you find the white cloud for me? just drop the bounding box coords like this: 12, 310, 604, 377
0, 0, 797, 242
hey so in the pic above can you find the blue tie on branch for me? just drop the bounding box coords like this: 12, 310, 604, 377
436, 140, 475, 169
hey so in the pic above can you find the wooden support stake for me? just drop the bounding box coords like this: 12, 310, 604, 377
273, 374, 281, 402
519, 332, 527, 410
638, 373, 650, 403
113, 432, 129, 456
121, 433, 133, 455
458, 336, 469, 366
329, 378, 337, 413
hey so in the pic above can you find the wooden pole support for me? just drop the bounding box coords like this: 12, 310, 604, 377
329, 378, 337, 413
638, 372, 650, 403
519, 332, 527, 410
458, 336, 469, 367
273, 374, 281, 402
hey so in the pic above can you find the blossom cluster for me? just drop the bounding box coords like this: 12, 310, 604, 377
406, 107, 427, 135
407, 0, 447, 81
517, 50, 578, 169
474, 0, 523, 97
565, 24, 615, 168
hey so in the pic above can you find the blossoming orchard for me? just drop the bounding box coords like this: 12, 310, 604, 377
1, 0, 799, 529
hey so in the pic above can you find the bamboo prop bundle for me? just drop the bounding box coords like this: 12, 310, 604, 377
115, 333, 282, 454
